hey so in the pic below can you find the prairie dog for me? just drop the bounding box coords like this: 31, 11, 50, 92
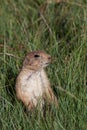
15, 50, 58, 110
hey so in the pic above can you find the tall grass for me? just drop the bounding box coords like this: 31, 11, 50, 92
0, 0, 87, 130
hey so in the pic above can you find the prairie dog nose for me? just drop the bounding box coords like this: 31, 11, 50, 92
48, 56, 51, 61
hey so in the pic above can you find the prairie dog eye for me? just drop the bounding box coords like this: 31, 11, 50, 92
34, 54, 40, 58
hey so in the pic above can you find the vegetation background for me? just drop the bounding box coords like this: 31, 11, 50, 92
0, 0, 87, 130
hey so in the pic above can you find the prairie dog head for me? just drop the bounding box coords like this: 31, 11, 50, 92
23, 50, 51, 70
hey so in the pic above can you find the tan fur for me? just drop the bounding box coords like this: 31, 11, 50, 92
15, 50, 58, 110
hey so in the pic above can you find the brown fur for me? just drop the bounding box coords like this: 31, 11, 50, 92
15, 50, 58, 111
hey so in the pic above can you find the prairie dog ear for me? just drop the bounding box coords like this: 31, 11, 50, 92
23, 57, 30, 66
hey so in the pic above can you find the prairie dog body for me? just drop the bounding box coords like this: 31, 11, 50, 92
15, 50, 58, 110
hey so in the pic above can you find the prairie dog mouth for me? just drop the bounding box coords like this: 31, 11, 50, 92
45, 62, 49, 65
43, 62, 50, 67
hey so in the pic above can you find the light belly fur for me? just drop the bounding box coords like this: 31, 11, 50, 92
20, 71, 46, 106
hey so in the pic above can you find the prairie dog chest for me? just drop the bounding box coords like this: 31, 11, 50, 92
21, 70, 48, 97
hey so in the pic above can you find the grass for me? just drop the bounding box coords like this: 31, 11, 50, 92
0, 0, 87, 130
